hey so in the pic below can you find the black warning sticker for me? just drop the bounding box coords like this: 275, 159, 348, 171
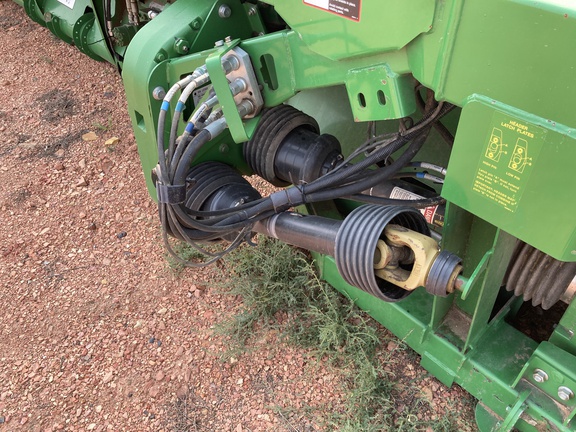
304, 0, 361, 22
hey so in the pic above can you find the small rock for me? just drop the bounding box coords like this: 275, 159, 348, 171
157, 307, 167, 315
156, 340, 162, 347
235, 424, 242, 432
55, 149, 65, 158
0, 416, 5, 424
257, 414, 270, 422
54, 161, 65, 171
82, 132, 98, 142
148, 386, 160, 397
87, 423, 96, 430
95, 405, 102, 413
20, 416, 28, 425
102, 371, 114, 384
78, 212, 86, 219
155, 371, 164, 381
104, 137, 119, 146
88, 222, 97, 231
102, 258, 111, 266
149, 337, 155, 344
421, 386, 433, 402
79, 159, 86, 169
149, 414, 156, 420
75, 177, 89, 187
116, 231, 127, 239
103, 91, 115, 98
176, 385, 188, 399
236, 378, 243, 385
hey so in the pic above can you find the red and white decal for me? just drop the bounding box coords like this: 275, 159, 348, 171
303, 0, 361, 22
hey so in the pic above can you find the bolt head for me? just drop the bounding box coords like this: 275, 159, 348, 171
532, 369, 548, 383
218, 4, 232, 18
558, 386, 574, 401
191, 18, 202, 30
152, 87, 166, 101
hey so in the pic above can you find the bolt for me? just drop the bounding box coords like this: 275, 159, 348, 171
532, 369, 548, 383
248, 6, 257, 16
558, 386, 574, 401
219, 143, 229, 154
224, 36, 232, 43
215, 40, 224, 47
218, 4, 232, 18
152, 87, 166, 101
155, 53, 166, 62
191, 17, 202, 30
147, 10, 158, 19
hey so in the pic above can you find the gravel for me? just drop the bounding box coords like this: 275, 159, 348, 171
0, 2, 477, 431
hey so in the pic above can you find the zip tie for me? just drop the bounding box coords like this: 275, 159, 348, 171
156, 182, 186, 204
269, 186, 305, 212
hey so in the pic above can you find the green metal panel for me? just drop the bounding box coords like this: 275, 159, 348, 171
262, 0, 435, 61
408, 0, 576, 128
442, 96, 576, 261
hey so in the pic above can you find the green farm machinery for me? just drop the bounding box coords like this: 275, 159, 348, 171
14, 0, 576, 429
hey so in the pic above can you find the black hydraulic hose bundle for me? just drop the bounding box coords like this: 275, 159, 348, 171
156, 92, 453, 265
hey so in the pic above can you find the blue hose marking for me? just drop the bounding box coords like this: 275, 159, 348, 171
185, 123, 195, 134
176, 101, 185, 112
161, 101, 170, 111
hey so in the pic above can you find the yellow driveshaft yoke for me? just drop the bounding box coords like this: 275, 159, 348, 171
374, 224, 460, 293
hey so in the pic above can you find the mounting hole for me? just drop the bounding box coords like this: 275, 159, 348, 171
377, 90, 386, 106
358, 92, 366, 108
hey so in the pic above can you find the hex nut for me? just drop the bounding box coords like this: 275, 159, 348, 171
532, 369, 548, 383
558, 386, 574, 401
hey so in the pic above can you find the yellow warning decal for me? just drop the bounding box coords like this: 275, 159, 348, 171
472, 111, 545, 212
